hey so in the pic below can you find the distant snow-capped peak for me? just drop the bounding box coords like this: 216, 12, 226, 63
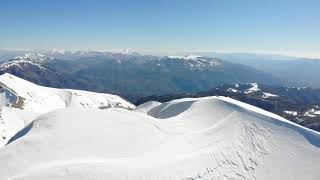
15, 53, 54, 63
165, 55, 222, 70
46, 49, 139, 60
0, 53, 54, 70
168, 55, 202, 60
110, 48, 135, 54
49, 48, 136, 55
49, 49, 76, 55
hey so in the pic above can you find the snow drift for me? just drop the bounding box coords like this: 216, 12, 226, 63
0, 73, 134, 146
0, 73, 134, 112
0, 96, 319, 180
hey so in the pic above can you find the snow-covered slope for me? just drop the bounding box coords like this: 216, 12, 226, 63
0, 73, 134, 112
0, 73, 135, 146
165, 55, 222, 70
47, 49, 138, 60
0, 53, 54, 70
0, 96, 319, 179
134, 101, 162, 114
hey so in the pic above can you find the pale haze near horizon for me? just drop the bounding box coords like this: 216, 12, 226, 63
1, 0, 319, 58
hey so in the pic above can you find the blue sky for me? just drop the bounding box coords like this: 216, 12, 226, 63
1, 0, 319, 57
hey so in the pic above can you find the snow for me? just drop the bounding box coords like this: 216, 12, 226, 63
244, 83, 260, 94
0, 53, 54, 70
304, 109, 320, 117
284, 110, 298, 116
262, 92, 278, 98
297, 87, 307, 90
227, 88, 239, 93
0, 95, 318, 179
0, 107, 38, 147
165, 55, 222, 70
0, 73, 135, 112
110, 48, 134, 54
0, 73, 135, 146
314, 110, 320, 115
0, 75, 319, 179
135, 101, 162, 114
168, 55, 202, 60
50, 49, 72, 54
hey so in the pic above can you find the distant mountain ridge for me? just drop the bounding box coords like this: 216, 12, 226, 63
0, 52, 283, 101
197, 52, 320, 88
0, 53, 55, 70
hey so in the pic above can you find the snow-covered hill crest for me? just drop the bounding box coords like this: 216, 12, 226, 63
0, 96, 319, 179
0, 73, 134, 112
0, 73, 135, 146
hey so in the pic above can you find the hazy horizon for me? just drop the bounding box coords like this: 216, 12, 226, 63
1, 0, 320, 58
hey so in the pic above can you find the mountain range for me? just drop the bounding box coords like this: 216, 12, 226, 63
0, 52, 284, 101
1, 51, 319, 133
197, 52, 320, 88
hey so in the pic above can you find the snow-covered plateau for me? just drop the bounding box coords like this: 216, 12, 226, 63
0, 74, 319, 180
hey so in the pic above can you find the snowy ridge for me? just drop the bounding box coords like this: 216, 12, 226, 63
0, 53, 54, 70
134, 101, 162, 114
0, 73, 134, 112
165, 55, 222, 70
284, 110, 298, 116
0, 73, 135, 146
0, 96, 319, 179
168, 55, 202, 60
262, 92, 278, 98
304, 108, 320, 117
49, 48, 135, 55
46, 49, 138, 60
244, 83, 260, 94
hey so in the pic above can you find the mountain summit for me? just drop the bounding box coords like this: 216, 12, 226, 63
0, 95, 319, 179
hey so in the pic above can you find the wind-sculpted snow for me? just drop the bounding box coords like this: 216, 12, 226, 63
0, 73, 135, 146
0, 73, 135, 111
134, 101, 162, 114
0, 96, 319, 179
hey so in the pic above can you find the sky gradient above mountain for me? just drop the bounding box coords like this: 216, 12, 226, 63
1, 0, 320, 58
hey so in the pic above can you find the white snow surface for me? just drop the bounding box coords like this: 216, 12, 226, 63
304, 108, 320, 117
227, 88, 239, 93
0, 73, 134, 112
284, 110, 298, 116
262, 92, 278, 99
0, 53, 54, 70
244, 83, 260, 94
166, 55, 222, 70
0, 96, 319, 179
314, 110, 320, 115
47, 49, 137, 60
168, 55, 202, 60
0, 73, 134, 146
135, 101, 162, 114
